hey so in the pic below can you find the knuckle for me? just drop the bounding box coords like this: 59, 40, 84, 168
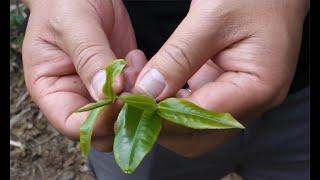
74, 42, 104, 76
160, 43, 193, 73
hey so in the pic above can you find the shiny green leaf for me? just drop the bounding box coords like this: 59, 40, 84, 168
119, 94, 157, 111
80, 107, 104, 157
114, 105, 161, 174
75, 98, 112, 112
114, 104, 128, 135
103, 59, 127, 102
158, 98, 245, 129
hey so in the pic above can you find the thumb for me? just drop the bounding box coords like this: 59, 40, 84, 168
134, 4, 241, 100
54, 15, 127, 101
47, 0, 137, 101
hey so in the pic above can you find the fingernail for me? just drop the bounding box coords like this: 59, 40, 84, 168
136, 69, 165, 98
91, 70, 106, 100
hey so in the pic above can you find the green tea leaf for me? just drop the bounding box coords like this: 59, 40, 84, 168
80, 107, 104, 157
103, 59, 127, 102
119, 94, 157, 111
158, 98, 245, 129
75, 98, 112, 112
114, 105, 161, 174
114, 104, 128, 135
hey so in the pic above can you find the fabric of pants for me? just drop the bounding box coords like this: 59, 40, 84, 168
88, 87, 310, 180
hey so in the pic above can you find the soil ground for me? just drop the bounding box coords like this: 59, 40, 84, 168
10, 49, 95, 180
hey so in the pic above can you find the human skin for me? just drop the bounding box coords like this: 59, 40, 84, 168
133, 0, 310, 156
22, 0, 309, 157
22, 0, 147, 152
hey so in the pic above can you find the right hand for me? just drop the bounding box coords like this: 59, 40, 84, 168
22, 0, 146, 152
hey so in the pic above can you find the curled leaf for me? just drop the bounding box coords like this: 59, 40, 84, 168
114, 104, 128, 135
103, 59, 127, 102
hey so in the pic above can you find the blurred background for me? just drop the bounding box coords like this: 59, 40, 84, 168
10, 1, 242, 179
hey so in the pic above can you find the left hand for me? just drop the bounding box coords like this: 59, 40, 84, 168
21, 0, 146, 152
132, 0, 309, 157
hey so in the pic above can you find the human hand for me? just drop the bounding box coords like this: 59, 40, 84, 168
133, 0, 309, 157
22, 0, 146, 152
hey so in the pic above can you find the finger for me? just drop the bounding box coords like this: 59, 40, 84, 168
108, 0, 137, 58
187, 60, 223, 91
157, 128, 237, 157
35, 75, 92, 139
23, 43, 117, 150
176, 89, 191, 98
133, 4, 243, 100
49, 1, 134, 100
176, 60, 223, 98
123, 49, 148, 92
186, 72, 279, 122
54, 20, 116, 100
35, 75, 120, 148
23, 31, 92, 139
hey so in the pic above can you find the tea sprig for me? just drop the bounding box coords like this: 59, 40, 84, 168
75, 59, 245, 174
